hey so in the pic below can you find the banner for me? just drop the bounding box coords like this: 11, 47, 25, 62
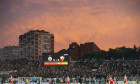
117, 81, 137, 84
15, 82, 26, 84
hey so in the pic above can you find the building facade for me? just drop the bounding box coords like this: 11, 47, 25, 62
58, 42, 100, 60
0, 46, 19, 61
19, 30, 54, 60
69, 42, 80, 60
80, 42, 100, 58
69, 42, 100, 60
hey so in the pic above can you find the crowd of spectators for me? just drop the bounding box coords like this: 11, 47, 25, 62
0, 59, 139, 80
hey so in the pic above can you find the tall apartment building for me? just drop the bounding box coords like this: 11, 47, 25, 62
19, 30, 54, 60
0, 46, 19, 61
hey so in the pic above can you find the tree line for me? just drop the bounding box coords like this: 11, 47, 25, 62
82, 45, 140, 60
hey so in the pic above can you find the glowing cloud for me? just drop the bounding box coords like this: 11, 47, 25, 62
0, 0, 140, 52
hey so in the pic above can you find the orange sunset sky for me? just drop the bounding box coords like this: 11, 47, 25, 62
0, 0, 140, 52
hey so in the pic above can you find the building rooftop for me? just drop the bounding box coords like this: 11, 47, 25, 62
19, 29, 53, 38
30, 29, 49, 33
